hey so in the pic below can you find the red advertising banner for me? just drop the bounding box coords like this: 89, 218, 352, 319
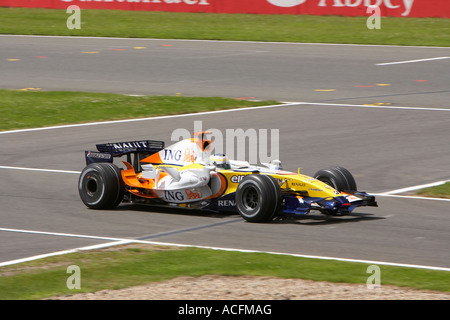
0, 0, 449, 18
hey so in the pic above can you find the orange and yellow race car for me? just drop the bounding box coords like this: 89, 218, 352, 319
78, 132, 377, 223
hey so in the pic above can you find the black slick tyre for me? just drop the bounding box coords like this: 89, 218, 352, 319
235, 174, 281, 223
313, 166, 357, 192
78, 162, 124, 209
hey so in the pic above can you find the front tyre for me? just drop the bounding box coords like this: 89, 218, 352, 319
313, 166, 357, 192
78, 162, 124, 209
235, 175, 281, 223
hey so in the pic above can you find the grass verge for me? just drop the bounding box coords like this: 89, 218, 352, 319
0, 89, 278, 131
0, 8, 449, 46
416, 182, 450, 199
0, 245, 448, 300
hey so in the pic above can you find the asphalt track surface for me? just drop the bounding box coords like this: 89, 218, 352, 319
0, 36, 449, 270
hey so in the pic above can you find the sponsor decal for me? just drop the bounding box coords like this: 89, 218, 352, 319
161, 148, 196, 163
183, 149, 197, 162
163, 149, 182, 161
86, 151, 112, 160
186, 189, 203, 200
111, 141, 148, 152
164, 190, 184, 201
346, 195, 361, 201
290, 181, 306, 187
230, 175, 245, 183
217, 200, 236, 207
266, 0, 416, 17
3, 1, 446, 24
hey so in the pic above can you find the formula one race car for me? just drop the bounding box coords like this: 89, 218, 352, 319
78, 132, 377, 222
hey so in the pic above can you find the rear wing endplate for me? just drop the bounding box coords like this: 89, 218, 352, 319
85, 140, 165, 167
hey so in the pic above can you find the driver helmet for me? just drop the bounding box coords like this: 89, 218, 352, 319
210, 153, 231, 170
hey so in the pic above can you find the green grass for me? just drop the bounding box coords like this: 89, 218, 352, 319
0, 8, 449, 46
0, 90, 278, 131
416, 182, 450, 199
0, 245, 448, 300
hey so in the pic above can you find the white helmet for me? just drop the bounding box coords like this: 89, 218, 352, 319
210, 153, 231, 170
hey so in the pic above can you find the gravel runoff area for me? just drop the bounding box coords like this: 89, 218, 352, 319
52, 275, 449, 300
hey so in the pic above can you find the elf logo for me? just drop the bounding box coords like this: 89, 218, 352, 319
230, 175, 245, 183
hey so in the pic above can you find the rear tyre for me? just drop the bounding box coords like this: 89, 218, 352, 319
313, 166, 357, 192
235, 175, 281, 223
78, 162, 124, 209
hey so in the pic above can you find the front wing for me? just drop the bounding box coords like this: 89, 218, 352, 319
282, 192, 377, 216
167, 191, 378, 217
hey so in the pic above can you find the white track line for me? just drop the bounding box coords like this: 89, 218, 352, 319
283, 102, 450, 112
0, 165, 80, 174
2, 34, 450, 49
0, 241, 132, 267
0, 227, 448, 271
308, 102, 450, 112
374, 179, 450, 202
377, 180, 450, 195
1, 101, 449, 136
373, 194, 450, 202
376, 56, 450, 66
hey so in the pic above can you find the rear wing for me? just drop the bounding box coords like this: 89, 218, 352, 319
85, 140, 165, 170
